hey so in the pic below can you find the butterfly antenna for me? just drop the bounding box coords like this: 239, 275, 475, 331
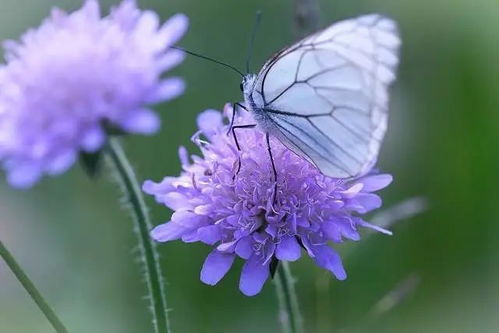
172, 46, 245, 77
245, 10, 262, 74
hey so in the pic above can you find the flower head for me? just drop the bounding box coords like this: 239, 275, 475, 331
144, 104, 393, 296
0, 0, 188, 188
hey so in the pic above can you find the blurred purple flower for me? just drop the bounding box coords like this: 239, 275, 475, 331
144, 104, 393, 296
0, 0, 188, 188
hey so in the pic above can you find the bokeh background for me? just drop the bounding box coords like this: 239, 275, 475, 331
1, 0, 498, 332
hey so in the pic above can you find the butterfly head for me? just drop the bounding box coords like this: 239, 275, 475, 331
240, 74, 258, 110
241, 74, 257, 96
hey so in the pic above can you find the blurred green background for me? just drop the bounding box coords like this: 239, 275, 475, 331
1, 0, 498, 332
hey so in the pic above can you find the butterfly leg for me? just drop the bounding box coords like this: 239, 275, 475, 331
227, 102, 249, 135
266, 133, 278, 204
231, 124, 257, 180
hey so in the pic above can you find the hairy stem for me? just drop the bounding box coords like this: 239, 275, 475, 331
274, 262, 304, 333
0, 240, 68, 333
106, 138, 170, 333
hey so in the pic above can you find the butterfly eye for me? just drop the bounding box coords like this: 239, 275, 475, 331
239, 82, 244, 92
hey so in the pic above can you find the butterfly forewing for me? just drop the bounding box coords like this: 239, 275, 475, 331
251, 14, 400, 178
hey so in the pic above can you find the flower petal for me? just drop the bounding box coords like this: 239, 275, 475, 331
194, 204, 212, 215
323, 217, 360, 242
7, 164, 41, 189
156, 49, 185, 72
147, 77, 185, 104
142, 179, 174, 200
197, 110, 223, 137
359, 174, 393, 192
312, 245, 347, 280
135, 10, 159, 37
239, 256, 270, 296
151, 210, 206, 242
235, 236, 253, 259
352, 193, 382, 213
322, 221, 342, 243
80, 0, 100, 19
181, 229, 200, 243
158, 13, 189, 46
46, 150, 77, 175
171, 210, 205, 227
217, 240, 237, 253
150, 221, 185, 242
200, 251, 235, 286
341, 183, 363, 198
275, 236, 301, 261
162, 192, 189, 210
81, 126, 105, 152
197, 225, 222, 245
120, 109, 160, 134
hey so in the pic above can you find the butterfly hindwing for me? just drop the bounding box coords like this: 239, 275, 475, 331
251, 14, 400, 178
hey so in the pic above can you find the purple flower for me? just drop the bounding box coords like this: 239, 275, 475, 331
144, 104, 393, 296
0, 0, 188, 188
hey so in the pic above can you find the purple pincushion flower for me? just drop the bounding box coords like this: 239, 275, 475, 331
0, 0, 188, 188
144, 104, 393, 296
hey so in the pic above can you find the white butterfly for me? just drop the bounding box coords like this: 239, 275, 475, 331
239, 14, 400, 179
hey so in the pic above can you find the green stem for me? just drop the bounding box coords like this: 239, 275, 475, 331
106, 138, 170, 333
274, 262, 304, 333
0, 240, 68, 333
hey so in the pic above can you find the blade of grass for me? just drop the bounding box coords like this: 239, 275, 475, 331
0, 240, 68, 333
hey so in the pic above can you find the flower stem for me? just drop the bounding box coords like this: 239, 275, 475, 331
0, 240, 68, 333
274, 262, 304, 333
106, 138, 170, 333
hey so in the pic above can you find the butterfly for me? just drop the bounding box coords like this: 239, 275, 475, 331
234, 14, 400, 179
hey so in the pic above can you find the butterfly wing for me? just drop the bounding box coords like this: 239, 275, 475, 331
251, 14, 400, 178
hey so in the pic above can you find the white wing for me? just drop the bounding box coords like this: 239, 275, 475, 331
250, 14, 400, 178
